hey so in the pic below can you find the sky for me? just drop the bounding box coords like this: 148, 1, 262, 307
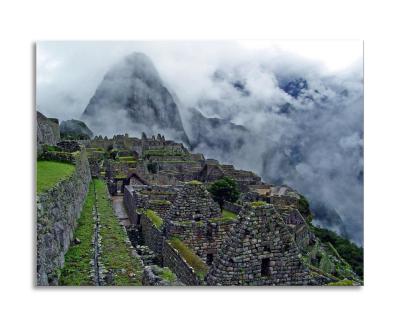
36, 41, 363, 244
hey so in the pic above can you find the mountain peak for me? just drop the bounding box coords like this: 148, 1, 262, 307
81, 53, 189, 144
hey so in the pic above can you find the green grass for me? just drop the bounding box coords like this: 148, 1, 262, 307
208, 209, 238, 223
251, 201, 268, 208
169, 237, 208, 280
60, 182, 96, 285
222, 209, 237, 219
61, 179, 144, 286
327, 279, 355, 286
115, 174, 128, 179
186, 180, 203, 185
118, 156, 136, 162
160, 267, 177, 282
96, 179, 143, 285
37, 161, 76, 194
145, 209, 164, 229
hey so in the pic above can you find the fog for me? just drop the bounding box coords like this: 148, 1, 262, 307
37, 41, 363, 244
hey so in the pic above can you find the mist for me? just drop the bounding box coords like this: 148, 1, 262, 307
37, 41, 363, 245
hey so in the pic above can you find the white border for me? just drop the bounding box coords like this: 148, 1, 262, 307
1, 1, 400, 325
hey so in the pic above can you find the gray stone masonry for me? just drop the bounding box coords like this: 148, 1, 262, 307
206, 203, 322, 286
37, 149, 91, 285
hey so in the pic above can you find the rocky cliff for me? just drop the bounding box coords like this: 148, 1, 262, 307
37, 111, 60, 153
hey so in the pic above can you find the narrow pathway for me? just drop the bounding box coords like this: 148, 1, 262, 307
92, 182, 101, 286
112, 195, 131, 227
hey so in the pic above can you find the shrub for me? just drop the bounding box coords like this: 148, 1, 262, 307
208, 177, 240, 208
310, 225, 364, 278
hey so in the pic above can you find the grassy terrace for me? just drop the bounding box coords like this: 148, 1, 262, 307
169, 237, 209, 280
60, 179, 143, 286
60, 182, 96, 285
208, 209, 238, 223
145, 209, 164, 229
37, 160, 75, 194
96, 179, 143, 285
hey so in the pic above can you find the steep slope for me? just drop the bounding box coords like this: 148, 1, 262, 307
60, 119, 93, 140
82, 52, 189, 144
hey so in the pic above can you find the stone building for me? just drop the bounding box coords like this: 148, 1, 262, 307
206, 203, 315, 286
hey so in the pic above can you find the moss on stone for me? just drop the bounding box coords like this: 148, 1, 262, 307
169, 237, 208, 280
149, 199, 171, 205
186, 180, 203, 185
327, 279, 355, 286
251, 201, 268, 208
145, 209, 164, 229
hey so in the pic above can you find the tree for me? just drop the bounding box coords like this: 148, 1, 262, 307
208, 177, 240, 208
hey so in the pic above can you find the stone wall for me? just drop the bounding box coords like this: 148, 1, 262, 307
162, 241, 201, 285
141, 214, 164, 261
206, 204, 318, 286
223, 201, 242, 214
165, 221, 234, 264
167, 183, 221, 222
37, 149, 91, 285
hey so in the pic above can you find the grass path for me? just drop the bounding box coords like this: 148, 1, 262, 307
60, 179, 143, 286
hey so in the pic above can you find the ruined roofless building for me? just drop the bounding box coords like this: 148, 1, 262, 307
166, 182, 221, 223
206, 203, 316, 285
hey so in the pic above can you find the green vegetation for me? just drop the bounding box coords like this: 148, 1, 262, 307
298, 194, 313, 222
60, 179, 143, 285
60, 182, 96, 285
251, 201, 268, 208
160, 267, 177, 282
37, 161, 75, 194
147, 162, 158, 174
310, 225, 363, 278
208, 177, 240, 208
145, 209, 164, 230
42, 144, 61, 152
118, 156, 137, 164
169, 237, 209, 280
96, 179, 143, 285
327, 279, 354, 286
175, 220, 205, 227
208, 209, 238, 223
115, 174, 128, 179
187, 180, 202, 185
149, 199, 171, 205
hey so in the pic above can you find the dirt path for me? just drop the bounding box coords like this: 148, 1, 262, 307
112, 196, 131, 227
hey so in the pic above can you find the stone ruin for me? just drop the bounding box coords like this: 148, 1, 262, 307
206, 203, 316, 285
166, 182, 221, 222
